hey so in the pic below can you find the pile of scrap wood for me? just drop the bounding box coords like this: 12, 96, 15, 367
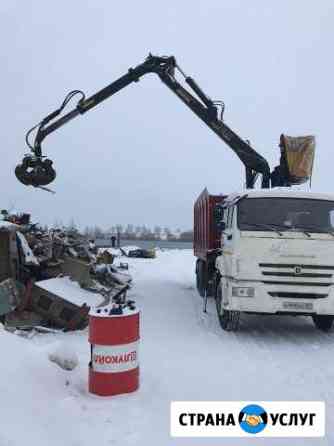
0, 211, 133, 333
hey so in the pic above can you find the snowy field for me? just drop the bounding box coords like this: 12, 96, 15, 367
1, 249, 333, 446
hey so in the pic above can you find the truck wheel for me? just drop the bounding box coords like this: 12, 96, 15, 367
312, 315, 334, 332
215, 281, 240, 331
196, 260, 206, 298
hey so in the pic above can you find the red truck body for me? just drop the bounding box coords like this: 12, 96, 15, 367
193, 188, 226, 261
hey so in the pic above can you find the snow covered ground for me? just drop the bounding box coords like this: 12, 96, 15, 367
1, 249, 333, 446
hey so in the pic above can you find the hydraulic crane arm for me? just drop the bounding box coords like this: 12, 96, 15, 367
16, 54, 271, 188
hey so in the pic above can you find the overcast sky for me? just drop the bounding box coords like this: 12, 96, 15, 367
1, 1, 334, 230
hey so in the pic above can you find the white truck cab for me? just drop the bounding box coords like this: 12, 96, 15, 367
215, 189, 334, 331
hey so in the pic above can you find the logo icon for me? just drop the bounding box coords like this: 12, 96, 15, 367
239, 404, 268, 434
294, 266, 302, 275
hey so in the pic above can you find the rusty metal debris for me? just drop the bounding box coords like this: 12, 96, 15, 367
0, 279, 25, 316
0, 210, 133, 332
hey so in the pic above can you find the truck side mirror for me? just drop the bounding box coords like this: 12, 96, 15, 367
214, 205, 225, 231
214, 205, 224, 223
217, 221, 226, 231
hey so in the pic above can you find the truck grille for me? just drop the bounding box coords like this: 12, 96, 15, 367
262, 272, 331, 278
268, 292, 328, 299
259, 263, 334, 270
259, 263, 334, 288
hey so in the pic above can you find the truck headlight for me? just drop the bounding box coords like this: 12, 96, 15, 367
232, 287, 255, 297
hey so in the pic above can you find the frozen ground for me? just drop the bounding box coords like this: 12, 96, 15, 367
1, 249, 333, 446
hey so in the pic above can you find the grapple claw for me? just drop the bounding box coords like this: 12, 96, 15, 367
15, 155, 56, 187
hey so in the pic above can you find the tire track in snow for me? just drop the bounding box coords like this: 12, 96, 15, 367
125, 251, 334, 444
183, 275, 334, 404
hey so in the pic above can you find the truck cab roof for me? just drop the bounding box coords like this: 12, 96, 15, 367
224, 188, 334, 207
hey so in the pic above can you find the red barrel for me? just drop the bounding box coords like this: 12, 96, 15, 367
88, 309, 140, 396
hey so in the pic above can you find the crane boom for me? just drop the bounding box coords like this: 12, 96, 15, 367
16, 54, 275, 188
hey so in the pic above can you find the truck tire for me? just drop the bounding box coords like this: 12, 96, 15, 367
312, 315, 334, 332
215, 281, 240, 331
196, 260, 206, 297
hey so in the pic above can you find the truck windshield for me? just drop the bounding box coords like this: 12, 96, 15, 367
237, 197, 334, 233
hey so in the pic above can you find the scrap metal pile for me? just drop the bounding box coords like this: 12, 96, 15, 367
0, 211, 133, 334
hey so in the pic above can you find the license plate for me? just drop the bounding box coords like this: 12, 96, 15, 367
283, 301, 314, 311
